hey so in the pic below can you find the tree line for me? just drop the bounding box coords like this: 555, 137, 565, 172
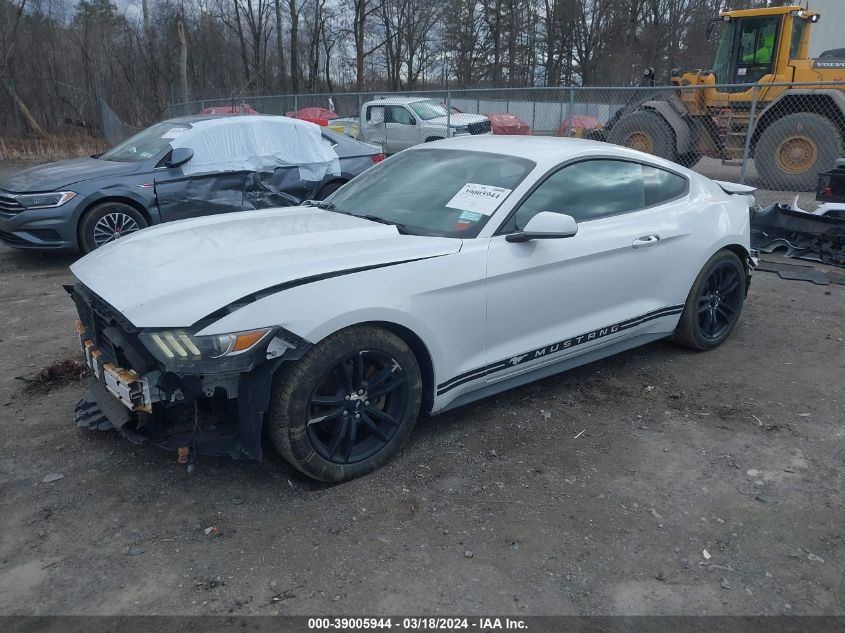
0, 0, 784, 136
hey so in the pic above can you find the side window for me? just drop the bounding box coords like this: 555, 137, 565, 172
367, 106, 385, 123
389, 106, 415, 125
511, 160, 644, 230
643, 165, 687, 206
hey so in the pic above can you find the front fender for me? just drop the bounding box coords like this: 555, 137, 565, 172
197, 247, 488, 392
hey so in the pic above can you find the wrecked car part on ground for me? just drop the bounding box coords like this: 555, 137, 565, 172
68, 137, 753, 482
751, 201, 845, 268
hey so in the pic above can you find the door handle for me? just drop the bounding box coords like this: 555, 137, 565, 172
632, 235, 660, 248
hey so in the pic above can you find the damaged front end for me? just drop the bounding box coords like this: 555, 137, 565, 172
67, 283, 307, 461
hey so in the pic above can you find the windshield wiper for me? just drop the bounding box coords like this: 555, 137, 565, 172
311, 200, 336, 210
358, 214, 410, 234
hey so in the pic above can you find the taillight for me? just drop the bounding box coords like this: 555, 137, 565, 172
371, 153, 386, 164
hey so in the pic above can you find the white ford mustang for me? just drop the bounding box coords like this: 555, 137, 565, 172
69, 136, 755, 481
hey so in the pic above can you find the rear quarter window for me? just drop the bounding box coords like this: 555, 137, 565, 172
643, 165, 687, 206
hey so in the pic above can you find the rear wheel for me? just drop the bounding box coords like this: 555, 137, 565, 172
606, 111, 676, 161
267, 325, 422, 482
674, 250, 746, 351
754, 113, 843, 191
315, 181, 346, 200
79, 202, 147, 253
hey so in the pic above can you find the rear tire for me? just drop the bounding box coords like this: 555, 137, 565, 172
754, 113, 843, 191
674, 250, 746, 351
315, 181, 346, 200
606, 110, 676, 161
78, 202, 147, 253
267, 325, 422, 482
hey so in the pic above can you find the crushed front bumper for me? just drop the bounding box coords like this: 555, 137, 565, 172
78, 321, 156, 413
74, 319, 247, 459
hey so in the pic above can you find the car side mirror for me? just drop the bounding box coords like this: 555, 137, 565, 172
506, 212, 578, 243
167, 147, 194, 168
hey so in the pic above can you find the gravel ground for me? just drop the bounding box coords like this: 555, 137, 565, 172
0, 161, 842, 616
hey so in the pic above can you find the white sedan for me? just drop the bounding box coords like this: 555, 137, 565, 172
69, 136, 755, 481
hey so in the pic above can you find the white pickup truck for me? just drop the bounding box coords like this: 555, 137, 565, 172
359, 96, 491, 154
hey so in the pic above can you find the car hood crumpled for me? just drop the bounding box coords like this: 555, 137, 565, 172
70, 206, 462, 328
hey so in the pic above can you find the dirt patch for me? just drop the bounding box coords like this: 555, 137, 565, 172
18, 359, 89, 395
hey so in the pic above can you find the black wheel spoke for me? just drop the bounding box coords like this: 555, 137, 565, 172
352, 352, 364, 388
311, 395, 346, 407
327, 417, 349, 458
697, 297, 711, 314
307, 406, 345, 426
336, 361, 354, 393
716, 303, 735, 320
360, 412, 389, 442
369, 375, 405, 399
344, 416, 358, 462
366, 406, 401, 427
366, 364, 395, 390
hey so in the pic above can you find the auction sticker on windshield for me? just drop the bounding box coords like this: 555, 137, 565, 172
446, 183, 512, 215
161, 127, 188, 139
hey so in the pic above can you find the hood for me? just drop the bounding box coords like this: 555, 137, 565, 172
71, 207, 462, 327
428, 113, 489, 127
0, 157, 143, 193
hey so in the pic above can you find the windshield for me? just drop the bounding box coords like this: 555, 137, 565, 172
324, 148, 535, 238
408, 100, 450, 120
101, 121, 192, 162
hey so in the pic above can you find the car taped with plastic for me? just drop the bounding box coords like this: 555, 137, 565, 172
69, 136, 755, 482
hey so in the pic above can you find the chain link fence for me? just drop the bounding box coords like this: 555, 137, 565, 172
166, 81, 845, 197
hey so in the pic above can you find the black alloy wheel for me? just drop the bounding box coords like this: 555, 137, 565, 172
306, 350, 409, 464
696, 261, 743, 340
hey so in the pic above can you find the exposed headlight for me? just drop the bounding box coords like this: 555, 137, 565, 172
16, 191, 77, 209
139, 327, 273, 372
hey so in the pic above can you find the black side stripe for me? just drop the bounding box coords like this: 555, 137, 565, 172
193, 255, 446, 328
437, 304, 684, 395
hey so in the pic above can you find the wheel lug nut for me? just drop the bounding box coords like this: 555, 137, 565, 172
364, 400, 370, 406
344, 395, 351, 400
358, 389, 364, 395
342, 410, 348, 416
354, 413, 361, 419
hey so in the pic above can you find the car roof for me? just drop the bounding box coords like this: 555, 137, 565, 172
418, 135, 693, 173
365, 96, 435, 106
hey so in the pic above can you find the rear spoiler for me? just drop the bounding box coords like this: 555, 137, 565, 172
714, 180, 756, 195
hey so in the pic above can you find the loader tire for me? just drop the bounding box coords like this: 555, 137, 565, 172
606, 110, 676, 161
754, 113, 843, 191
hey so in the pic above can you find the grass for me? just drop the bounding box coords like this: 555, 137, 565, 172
0, 134, 108, 162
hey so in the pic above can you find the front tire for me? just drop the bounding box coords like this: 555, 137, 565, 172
674, 250, 746, 351
754, 113, 843, 191
79, 202, 147, 253
267, 325, 422, 482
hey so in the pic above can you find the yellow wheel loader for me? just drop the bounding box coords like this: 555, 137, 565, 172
603, 5, 844, 190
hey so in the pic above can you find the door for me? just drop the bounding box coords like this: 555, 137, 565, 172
484, 159, 692, 383
362, 104, 388, 152
384, 106, 420, 153
154, 165, 253, 222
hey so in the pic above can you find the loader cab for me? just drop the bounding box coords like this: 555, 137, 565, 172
706, 7, 818, 92
711, 16, 779, 86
